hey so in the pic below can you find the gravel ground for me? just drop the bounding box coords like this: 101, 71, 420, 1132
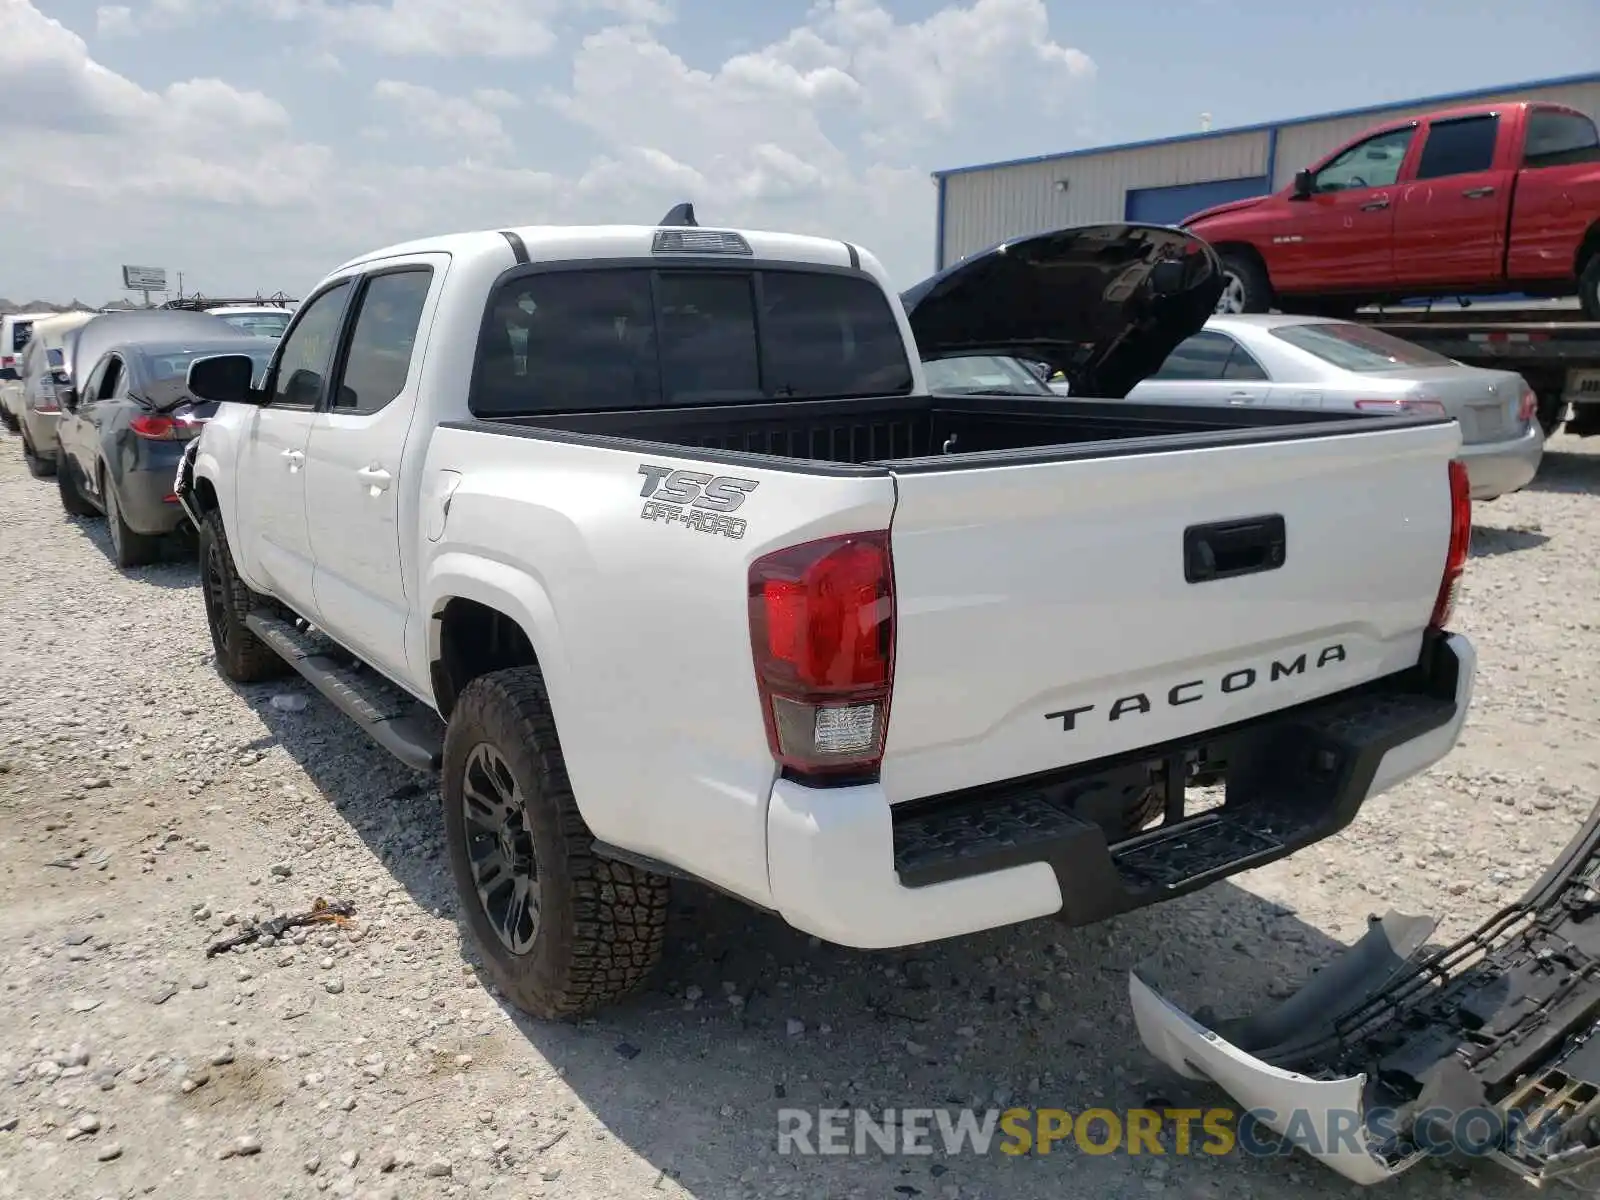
1, 429, 1597, 1200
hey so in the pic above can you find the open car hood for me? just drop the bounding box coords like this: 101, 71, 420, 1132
1132, 791, 1600, 1187
900, 223, 1225, 399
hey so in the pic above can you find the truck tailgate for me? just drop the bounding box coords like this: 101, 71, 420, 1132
880, 420, 1463, 802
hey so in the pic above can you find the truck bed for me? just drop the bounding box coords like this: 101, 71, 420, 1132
474, 392, 1403, 470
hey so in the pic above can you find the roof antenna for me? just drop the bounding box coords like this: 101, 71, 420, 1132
658, 202, 698, 227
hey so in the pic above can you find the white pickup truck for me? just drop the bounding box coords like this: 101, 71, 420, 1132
176, 212, 1477, 1021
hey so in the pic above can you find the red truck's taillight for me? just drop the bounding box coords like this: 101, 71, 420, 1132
749, 531, 895, 780
1430, 459, 1471, 631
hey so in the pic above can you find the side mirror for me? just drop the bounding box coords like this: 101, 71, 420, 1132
1291, 169, 1314, 200
188, 354, 264, 406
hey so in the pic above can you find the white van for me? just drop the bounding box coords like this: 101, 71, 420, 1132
0, 311, 59, 431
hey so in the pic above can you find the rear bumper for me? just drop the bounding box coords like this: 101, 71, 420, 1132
19, 408, 58, 457
765, 632, 1475, 950
115, 440, 192, 534
1459, 423, 1543, 500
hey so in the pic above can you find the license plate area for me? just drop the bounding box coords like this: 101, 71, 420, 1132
1565, 368, 1600, 402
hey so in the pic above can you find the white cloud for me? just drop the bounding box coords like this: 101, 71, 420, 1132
0, 0, 1091, 300
93, 5, 135, 36
372, 80, 515, 153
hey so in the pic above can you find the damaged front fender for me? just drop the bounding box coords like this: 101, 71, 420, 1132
1131, 794, 1600, 1186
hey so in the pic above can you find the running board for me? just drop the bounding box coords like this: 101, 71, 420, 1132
244, 613, 443, 772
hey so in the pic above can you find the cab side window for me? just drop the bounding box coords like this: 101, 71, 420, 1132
331, 268, 434, 415
270, 281, 352, 409
1313, 126, 1416, 192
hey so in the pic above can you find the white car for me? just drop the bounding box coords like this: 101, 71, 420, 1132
0, 310, 61, 432
1042, 313, 1543, 501
175, 218, 1474, 1025
204, 305, 291, 340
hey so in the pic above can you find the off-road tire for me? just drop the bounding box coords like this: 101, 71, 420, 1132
56, 456, 98, 517
20, 428, 54, 478
198, 508, 289, 683
103, 474, 161, 568
1579, 254, 1600, 322
1216, 250, 1273, 314
442, 668, 670, 1020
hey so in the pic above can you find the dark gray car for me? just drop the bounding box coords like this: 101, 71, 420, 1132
54, 316, 273, 567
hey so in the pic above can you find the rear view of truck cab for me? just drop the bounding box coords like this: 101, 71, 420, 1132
181, 214, 1477, 1023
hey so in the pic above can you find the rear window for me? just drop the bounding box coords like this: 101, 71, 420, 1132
1269, 322, 1456, 372
219, 312, 291, 339
12, 322, 33, 352
1524, 110, 1600, 168
921, 355, 1052, 395
143, 348, 274, 381
47, 349, 63, 368
470, 267, 914, 415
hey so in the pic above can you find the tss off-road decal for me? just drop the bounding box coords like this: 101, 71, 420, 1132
636, 464, 759, 540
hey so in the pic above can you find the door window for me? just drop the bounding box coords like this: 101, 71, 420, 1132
1414, 115, 1499, 180
269, 281, 352, 409
79, 358, 109, 402
98, 356, 125, 400
332, 268, 434, 415
1151, 331, 1238, 380
1313, 126, 1416, 192
1221, 343, 1270, 381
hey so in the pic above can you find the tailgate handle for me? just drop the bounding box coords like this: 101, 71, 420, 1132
1184, 515, 1286, 584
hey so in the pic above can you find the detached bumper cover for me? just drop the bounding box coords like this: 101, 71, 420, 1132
1132, 777, 1600, 1187
173, 440, 202, 530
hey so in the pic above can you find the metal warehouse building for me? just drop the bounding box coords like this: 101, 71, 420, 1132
933, 70, 1600, 270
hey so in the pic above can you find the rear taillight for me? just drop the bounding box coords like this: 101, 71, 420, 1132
1517, 384, 1537, 424
1354, 398, 1447, 417
748, 531, 895, 780
1, 356, 12, 369
1430, 460, 1471, 630
130, 413, 206, 440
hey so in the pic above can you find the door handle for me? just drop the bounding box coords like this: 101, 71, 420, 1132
281, 448, 304, 470
1359, 197, 1391, 212
357, 465, 393, 492
1462, 186, 1496, 199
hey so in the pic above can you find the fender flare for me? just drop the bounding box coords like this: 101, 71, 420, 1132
423, 553, 573, 725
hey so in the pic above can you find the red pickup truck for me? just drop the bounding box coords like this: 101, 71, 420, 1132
1183, 101, 1600, 319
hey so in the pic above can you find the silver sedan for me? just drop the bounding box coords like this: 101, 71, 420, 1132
1047, 313, 1544, 502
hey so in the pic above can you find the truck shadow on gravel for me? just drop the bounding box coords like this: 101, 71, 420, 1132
1527, 446, 1600, 495
229, 685, 1529, 1200
1468, 524, 1550, 558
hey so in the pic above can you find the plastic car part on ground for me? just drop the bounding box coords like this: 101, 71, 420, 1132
1130, 795, 1600, 1187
